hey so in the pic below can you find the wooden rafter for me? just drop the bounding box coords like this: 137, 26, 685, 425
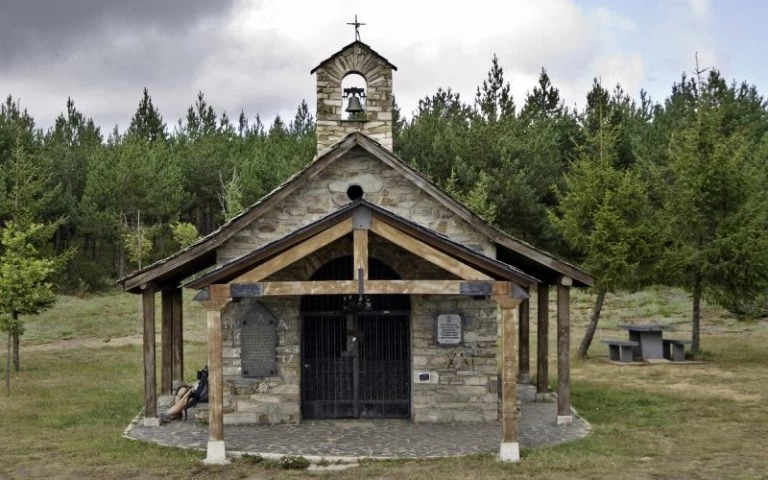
233, 220, 353, 283
369, 218, 492, 281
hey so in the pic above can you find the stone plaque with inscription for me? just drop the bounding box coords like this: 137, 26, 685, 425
436, 314, 462, 345
240, 302, 278, 377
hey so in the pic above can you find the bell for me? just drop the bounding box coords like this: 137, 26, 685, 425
346, 95, 364, 113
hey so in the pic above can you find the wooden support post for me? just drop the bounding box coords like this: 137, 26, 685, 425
201, 287, 230, 465
518, 296, 530, 383
557, 278, 572, 424
495, 292, 521, 462
171, 288, 183, 383
142, 288, 158, 426
353, 229, 368, 281
536, 283, 549, 398
160, 289, 173, 395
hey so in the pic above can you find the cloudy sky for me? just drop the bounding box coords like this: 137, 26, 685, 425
1, 0, 765, 132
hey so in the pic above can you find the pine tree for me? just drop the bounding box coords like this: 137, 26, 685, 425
659, 77, 768, 352
551, 95, 657, 357
474, 54, 515, 122
127, 88, 167, 143
521, 68, 563, 120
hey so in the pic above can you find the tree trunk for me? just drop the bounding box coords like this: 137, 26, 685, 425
11, 312, 20, 372
12, 331, 19, 372
5, 330, 10, 393
692, 274, 702, 354
578, 289, 606, 359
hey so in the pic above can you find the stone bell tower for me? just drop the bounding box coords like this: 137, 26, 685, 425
311, 40, 397, 151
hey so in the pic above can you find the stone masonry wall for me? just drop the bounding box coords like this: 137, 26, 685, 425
315, 43, 394, 151
411, 295, 499, 423
219, 152, 494, 263
220, 297, 301, 424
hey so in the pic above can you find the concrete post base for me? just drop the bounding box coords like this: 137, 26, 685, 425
556, 415, 573, 425
203, 440, 229, 465
143, 417, 160, 427
535, 392, 554, 402
499, 442, 520, 462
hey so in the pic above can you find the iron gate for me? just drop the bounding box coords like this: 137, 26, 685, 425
301, 256, 411, 419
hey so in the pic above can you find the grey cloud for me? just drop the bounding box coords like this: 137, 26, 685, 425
0, 0, 237, 64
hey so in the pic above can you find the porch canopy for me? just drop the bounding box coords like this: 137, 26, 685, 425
183, 200, 541, 463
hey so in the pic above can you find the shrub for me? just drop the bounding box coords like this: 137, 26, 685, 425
280, 455, 310, 470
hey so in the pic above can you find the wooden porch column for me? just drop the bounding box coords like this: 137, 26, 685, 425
495, 293, 522, 462
353, 229, 369, 280
518, 296, 530, 383
142, 287, 158, 426
201, 287, 230, 465
557, 277, 573, 425
171, 288, 184, 383
160, 290, 173, 395
536, 283, 550, 399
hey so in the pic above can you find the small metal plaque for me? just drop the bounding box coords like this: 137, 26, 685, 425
230, 283, 262, 298
459, 282, 492, 296
436, 314, 462, 345
240, 302, 277, 377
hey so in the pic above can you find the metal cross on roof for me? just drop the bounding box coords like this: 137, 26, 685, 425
346, 14, 365, 41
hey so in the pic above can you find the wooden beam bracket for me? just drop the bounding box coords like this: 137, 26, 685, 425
511, 283, 530, 300
194, 288, 211, 301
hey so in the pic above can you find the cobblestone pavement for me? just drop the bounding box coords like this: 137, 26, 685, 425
125, 386, 590, 459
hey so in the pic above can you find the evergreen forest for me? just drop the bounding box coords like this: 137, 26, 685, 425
2, 57, 768, 354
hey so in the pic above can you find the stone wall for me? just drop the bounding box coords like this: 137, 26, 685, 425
220, 297, 301, 425
315, 43, 394, 151
411, 295, 499, 422
219, 152, 494, 264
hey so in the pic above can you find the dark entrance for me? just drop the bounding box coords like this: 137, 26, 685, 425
301, 256, 411, 419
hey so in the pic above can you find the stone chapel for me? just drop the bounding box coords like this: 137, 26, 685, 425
119, 39, 592, 464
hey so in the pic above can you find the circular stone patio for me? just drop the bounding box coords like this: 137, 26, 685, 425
124, 385, 590, 460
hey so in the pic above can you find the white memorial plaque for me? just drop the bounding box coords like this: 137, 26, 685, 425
437, 314, 462, 345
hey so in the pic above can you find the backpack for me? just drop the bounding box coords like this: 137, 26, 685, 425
195, 366, 209, 403
186, 366, 209, 410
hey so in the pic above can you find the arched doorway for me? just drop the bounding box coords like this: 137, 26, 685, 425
301, 255, 411, 419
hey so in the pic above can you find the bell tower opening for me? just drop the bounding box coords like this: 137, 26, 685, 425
341, 73, 367, 121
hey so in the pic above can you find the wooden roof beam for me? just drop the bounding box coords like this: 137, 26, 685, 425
226, 279, 511, 297
233, 219, 353, 283
370, 218, 492, 281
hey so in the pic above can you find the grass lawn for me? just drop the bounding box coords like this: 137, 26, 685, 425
1, 287, 767, 479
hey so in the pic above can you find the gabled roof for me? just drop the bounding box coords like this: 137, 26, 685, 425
310, 40, 397, 74
186, 200, 539, 289
118, 131, 592, 293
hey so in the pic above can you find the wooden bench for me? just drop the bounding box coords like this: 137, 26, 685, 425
663, 339, 691, 361
601, 339, 638, 363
